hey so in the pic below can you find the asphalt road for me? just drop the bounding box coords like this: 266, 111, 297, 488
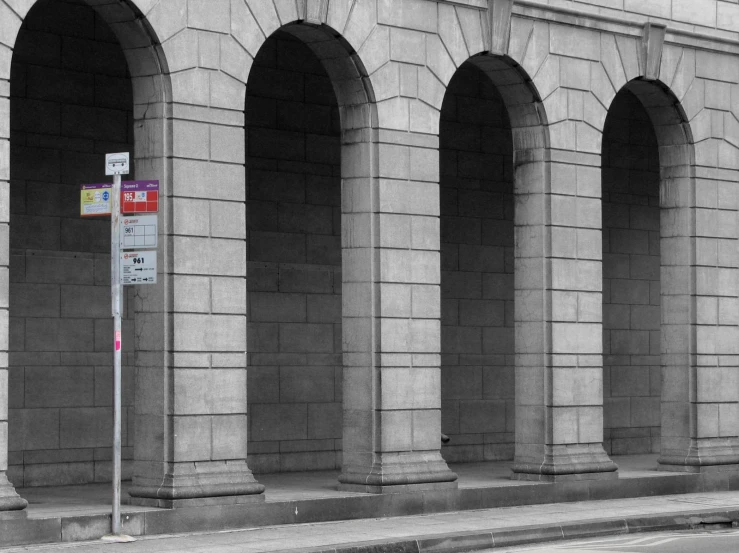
502, 528, 739, 553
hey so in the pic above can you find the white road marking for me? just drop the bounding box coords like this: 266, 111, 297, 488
539, 529, 739, 551
640, 537, 679, 546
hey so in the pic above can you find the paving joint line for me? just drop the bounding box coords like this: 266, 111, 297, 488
266, 508, 739, 553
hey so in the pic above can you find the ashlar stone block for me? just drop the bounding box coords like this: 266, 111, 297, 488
379, 0, 436, 33
551, 24, 599, 61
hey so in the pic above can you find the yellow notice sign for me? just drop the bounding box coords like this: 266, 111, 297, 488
80, 183, 112, 217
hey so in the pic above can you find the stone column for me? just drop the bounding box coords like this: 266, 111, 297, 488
658, 165, 739, 471
126, 61, 264, 507
512, 151, 618, 481
339, 126, 458, 493
0, 75, 26, 512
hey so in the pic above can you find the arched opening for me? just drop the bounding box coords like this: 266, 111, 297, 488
439, 61, 515, 463
602, 87, 661, 456
245, 28, 343, 474
601, 78, 703, 469
8, 0, 136, 487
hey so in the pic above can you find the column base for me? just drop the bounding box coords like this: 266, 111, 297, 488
512, 443, 618, 482
339, 480, 458, 494
128, 461, 265, 508
511, 470, 618, 482
0, 473, 27, 512
657, 462, 739, 474
128, 493, 265, 508
339, 451, 458, 494
658, 439, 739, 473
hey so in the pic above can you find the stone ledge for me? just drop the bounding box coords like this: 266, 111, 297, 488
4, 465, 739, 547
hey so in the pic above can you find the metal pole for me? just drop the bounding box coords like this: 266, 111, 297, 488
111, 174, 122, 536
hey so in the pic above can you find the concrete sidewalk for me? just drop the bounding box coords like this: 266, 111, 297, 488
2, 490, 739, 553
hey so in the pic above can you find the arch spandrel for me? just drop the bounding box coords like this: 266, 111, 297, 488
438, 3, 471, 70
341, 0, 376, 56
0, 2, 23, 80
234, 1, 379, 119
273, 0, 298, 25
520, 21, 550, 85
456, 5, 485, 56
143, 0, 187, 44
0, 0, 173, 85
231, 0, 267, 59
356, 25, 389, 77
660, 44, 684, 88
508, 17, 533, 64
325, 0, 353, 36
244, 0, 281, 38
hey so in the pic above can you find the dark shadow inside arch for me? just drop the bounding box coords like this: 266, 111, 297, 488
8, 0, 136, 488
601, 87, 661, 456
439, 61, 515, 463
245, 28, 344, 475
601, 78, 695, 464
439, 55, 548, 466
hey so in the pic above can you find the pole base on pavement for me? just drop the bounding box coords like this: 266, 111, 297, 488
101, 534, 136, 543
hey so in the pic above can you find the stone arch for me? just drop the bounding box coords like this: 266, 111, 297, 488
608, 80, 694, 166
1, 0, 171, 509
600, 82, 669, 457
242, 18, 379, 480
438, 53, 549, 467
1, 0, 170, 80
217, 0, 380, 114
601, 76, 739, 470
608, 78, 739, 470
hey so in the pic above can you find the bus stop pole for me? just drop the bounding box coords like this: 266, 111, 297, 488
111, 173, 123, 536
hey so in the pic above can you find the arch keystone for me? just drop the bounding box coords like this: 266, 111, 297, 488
300, 0, 329, 25
641, 22, 666, 81
0, 2, 21, 51
485, 0, 513, 56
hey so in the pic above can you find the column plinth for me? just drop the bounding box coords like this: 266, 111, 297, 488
658, 438, 739, 473
512, 444, 618, 482
512, 156, 617, 484
128, 461, 264, 508
0, 474, 26, 512
339, 451, 458, 493
339, 130, 457, 495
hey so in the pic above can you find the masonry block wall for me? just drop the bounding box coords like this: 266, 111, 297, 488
7, 0, 134, 487
246, 31, 342, 473
548, 0, 739, 33
1, 0, 739, 506
440, 63, 515, 463
602, 90, 661, 456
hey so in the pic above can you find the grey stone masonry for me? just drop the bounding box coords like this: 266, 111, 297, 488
602, 89, 661, 457
440, 62, 515, 464
246, 30, 343, 474
1, 0, 739, 510
7, 0, 136, 490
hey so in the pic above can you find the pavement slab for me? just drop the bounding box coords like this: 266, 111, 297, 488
1, 490, 739, 553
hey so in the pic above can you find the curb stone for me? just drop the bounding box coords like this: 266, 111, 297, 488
270, 509, 739, 553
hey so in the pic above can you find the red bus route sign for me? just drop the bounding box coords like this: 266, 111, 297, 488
121, 180, 159, 214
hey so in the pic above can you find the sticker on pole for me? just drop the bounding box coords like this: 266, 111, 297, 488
115, 331, 121, 352
120, 214, 158, 249
106, 152, 130, 176
121, 180, 159, 214
80, 184, 112, 217
120, 251, 157, 285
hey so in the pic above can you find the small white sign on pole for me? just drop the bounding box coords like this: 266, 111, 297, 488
105, 152, 130, 176
120, 214, 158, 249
120, 251, 157, 285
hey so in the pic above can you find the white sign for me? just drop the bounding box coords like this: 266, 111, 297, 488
120, 214, 158, 249
106, 152, 130, 176
120, 251, 157, 285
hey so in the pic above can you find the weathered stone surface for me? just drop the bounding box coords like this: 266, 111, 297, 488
0, 0, 737, 513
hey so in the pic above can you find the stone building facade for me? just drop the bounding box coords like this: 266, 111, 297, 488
1, 0, 739, 510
